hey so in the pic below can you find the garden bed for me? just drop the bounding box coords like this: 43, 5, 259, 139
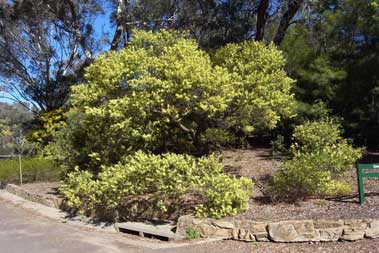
222, 148, 379, 221
4, 149, 379, 243
7, 148, 379, 221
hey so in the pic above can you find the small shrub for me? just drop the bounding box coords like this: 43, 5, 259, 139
59, 169, 98, 213
290, 119, 342, 153
60, 152, 253, 219
186, 227, 201, 239
270, 134, 288, 157
270, 120, 362, 200
194, 174, 252, 219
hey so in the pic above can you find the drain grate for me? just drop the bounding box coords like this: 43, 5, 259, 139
115, 221, 183, 241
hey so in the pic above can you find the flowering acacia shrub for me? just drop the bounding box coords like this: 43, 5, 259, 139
271, 120, 362, 200
53, 29, 295, 218
60, 152, 253, 219
49, 29, 295, 173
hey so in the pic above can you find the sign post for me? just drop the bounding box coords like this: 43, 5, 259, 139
356, 163, 379, 204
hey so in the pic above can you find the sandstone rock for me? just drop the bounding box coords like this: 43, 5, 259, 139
341, 219, 367, 241
268, 222, 297, 242
212, 220, 235, 229
232, 229, 239, 240
177, 216, 375, 243
314, 220, 344, 229
268, 220, 319, 242
254, 232, 270, 242
177, 215, 193, 227
341, 228, 365, 241
197, 224, 217, 237
248, 222, 268, 234
176, 215, 194, 236
365, 219, 379, 239
318, 227, 343, 241
214, 228, 233, 238
236, 229, 255, 241
239, 229, 247, 240
245, 231, 256, 242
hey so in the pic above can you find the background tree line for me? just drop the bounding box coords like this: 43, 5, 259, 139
1, 0, 378, 148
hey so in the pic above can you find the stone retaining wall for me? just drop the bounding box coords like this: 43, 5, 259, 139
3, 183, 62, 208
176, 215, 379, 242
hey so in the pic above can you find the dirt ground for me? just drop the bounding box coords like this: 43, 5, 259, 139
19, 181, 61, 196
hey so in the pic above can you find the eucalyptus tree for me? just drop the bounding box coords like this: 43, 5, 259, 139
0, 0, 103, 112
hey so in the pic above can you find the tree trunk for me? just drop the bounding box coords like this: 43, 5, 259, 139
18, 154, 22, 185
273, 0, 303, 46
255, 0, 270, 41
111, 0, 129, 50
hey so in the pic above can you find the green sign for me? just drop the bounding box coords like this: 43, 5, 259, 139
356, 163, 379, 204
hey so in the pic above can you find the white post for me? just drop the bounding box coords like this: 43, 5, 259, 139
18, 153, 22, 185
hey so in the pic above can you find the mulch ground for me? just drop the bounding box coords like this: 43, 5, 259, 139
16, 149, 379, 221
160, 238, 379, 253
222, 148, 379, 221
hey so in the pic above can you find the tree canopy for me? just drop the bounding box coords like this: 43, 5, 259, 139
49, 30, 295, 172
1, 0, 379, 147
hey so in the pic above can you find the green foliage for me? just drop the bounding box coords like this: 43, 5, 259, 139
280, 1, 379, 148
271, 120, 362, 200
213, 41, 296, 131
60, 152, 253, 219
269, 101, 331, 156
0, 121, 12, 155
281, 26, 346, 104
0, 103, 33, 155
29, 108, 67, 148
297, 56, 346, 102
185, 227, 201, 239
0, 102, 33, 126
270, 135, 288, 157
59, 169, 98, 212
51, 29, 295, 174
194, 174, 252, 219
0, 157, 60, 183
290, 120, 342, 153
294, 101, 330, 123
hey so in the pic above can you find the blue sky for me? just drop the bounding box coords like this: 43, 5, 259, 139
0, 2, 115, 106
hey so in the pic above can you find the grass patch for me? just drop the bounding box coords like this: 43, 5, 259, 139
0, 157, 61, 184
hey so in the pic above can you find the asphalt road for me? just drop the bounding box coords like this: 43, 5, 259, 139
2, 197, 379, 253
0, 198, 144, 253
